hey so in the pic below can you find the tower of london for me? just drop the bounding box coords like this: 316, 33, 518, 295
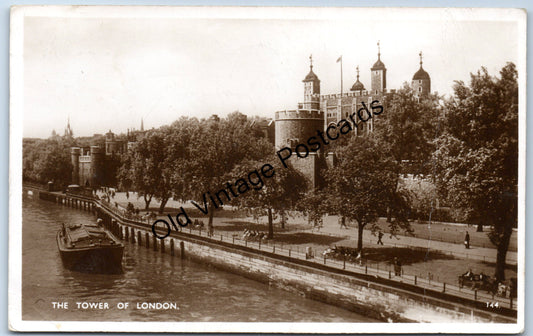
274, 43, 431, 186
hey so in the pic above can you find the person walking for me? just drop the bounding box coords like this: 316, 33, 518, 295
339, 217, 348, 229
377, 231, 384, 245
393, 257, 402, 276
464, 231, 470, 249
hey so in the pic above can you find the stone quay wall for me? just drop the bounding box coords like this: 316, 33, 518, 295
29, 187, 517, 323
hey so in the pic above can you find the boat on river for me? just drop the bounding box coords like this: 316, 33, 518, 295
57, 222, 124, 273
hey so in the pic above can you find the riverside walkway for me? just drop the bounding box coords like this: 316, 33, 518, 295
32, 186, 517, 316
92, 190, 518, 313
311, 223, 518, 266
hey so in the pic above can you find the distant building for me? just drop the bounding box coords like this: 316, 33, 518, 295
70, 120, 144, 187
105, 130, 125, 156
64, 117, 73, 138
251, 118, 275, 145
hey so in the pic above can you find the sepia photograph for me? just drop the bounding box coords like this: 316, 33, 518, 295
9, 5, 525, 333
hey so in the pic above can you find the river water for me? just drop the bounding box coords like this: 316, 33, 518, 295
21, 193, 376, 322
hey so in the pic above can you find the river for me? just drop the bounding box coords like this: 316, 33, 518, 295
21, 193, 376, 322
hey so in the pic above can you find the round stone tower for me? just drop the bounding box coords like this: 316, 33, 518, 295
275, 55, 324, 150
70, 147, 81, 185
90, 146, 105, 187
412, 51, 431, 98
275, 110, 324, 150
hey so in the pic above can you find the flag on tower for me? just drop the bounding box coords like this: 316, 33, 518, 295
336, 55, 342, 63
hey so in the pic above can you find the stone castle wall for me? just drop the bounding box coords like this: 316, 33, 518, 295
274, 110, 324, 150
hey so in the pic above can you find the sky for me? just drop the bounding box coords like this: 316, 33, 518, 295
21, 7, 521, 138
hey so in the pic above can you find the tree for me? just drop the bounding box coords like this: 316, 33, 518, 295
118, 130, 171, 211
185, 112, 273, 232
433, 63, 518, 281
375, 84, 441, 221
229, 157, 307, 239
298, 190, 327, 229
23, 137, 73, 189
325, 135, 411, 252
166, 117, 202, 209
378, 84, 441, 175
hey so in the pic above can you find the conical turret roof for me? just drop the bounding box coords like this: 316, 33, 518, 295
303, 54, 320, 82
303, 69, 319, 82
371, 41, 386, 70
350, 66, 365, 91
413, 67, 430, 80
371, 58, 386, 71
413, 51, 430, 80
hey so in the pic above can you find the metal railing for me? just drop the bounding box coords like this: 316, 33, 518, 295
92, 200, 517, 312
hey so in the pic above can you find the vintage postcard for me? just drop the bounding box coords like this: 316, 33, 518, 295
9, 5, 525, 333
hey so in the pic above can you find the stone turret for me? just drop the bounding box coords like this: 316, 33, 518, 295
371, 41, 387, 95
90, 146, 105, 187
70, 147, 81, 185
302, 54, 321, 110
350, 65, 366, 92
412, 51, 431, 98
274, 110, 324, 150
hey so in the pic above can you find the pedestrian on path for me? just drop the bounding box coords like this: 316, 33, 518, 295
464, 231, 470, 249
339, 217, 348, 229
393, 257, 402, 276
377, 231, 384, 245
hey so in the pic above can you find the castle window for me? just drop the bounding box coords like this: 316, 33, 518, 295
419, 80, 422, 84
418, 87, 422, 92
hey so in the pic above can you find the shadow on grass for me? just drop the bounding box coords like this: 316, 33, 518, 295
149, 207, 247, 219
214, 221, 292, 233
273, 232, 345, 245
481, 261, 518, 272
361, 247, 456, 265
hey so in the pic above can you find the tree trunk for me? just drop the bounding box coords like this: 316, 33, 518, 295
280, 210, 286, 229
356, 222, 364, 252
267, 208, 274, 239
158, 197, 169, 214
387, 175, 400, 223
143, 194, 152, 210
477, 220, 483, 232
494, 219, 513, 282
208, 202, 215, 233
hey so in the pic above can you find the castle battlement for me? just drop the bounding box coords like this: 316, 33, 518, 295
321, 90, 386, 100
275, 109, 324, 120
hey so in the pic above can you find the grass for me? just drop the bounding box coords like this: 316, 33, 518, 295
270, 232, 345, 245
360, 247, 456, 265
105, 191, 518, 288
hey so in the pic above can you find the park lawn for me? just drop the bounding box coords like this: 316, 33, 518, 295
108, 190, 518, 286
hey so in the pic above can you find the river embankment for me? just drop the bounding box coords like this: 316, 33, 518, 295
28, 185, 517, 323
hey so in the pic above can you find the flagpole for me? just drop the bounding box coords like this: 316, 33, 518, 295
340, 57, 343, 96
